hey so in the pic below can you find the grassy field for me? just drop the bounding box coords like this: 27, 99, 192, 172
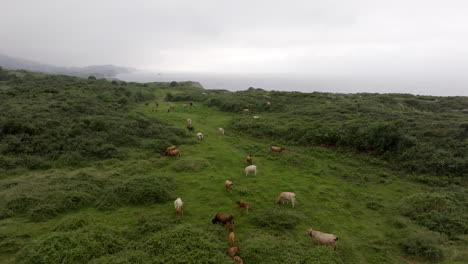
0, 75, 467, 263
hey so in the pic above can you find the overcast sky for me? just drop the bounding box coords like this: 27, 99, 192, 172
1, 0, 468, 79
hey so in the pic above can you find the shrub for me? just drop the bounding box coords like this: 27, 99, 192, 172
136, 213, 173, 234
97, 176, 175, 210
0, 172, 105, 221
241, 235, 343, 264
57, 152, 84, 166
114, 176, 174, 205
400, 191, 468, 238
19, 226, 126, 264
88, 250, 152, 264
95, 192, 123, 211
53, 215, 90, 232
0, 155, 18, 169
143, 139, 173, 153
250, 207, 300, 230
0, 72, 188, 169
19, 155, 52, 169
144, 225, 232, 264
399, 232, 444, 261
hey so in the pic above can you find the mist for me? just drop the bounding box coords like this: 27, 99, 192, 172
1, 0, 468, 95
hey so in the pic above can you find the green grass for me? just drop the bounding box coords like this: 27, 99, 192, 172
0, 81, 467, 263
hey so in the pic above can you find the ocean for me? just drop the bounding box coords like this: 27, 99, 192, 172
115, 71, 468, 96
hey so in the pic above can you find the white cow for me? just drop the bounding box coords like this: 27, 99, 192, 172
196, 132, 204, 140
244, 165, 257, 176
174, 198, 183, 209
275, 192, 296, 208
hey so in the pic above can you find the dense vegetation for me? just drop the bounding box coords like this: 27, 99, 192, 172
0, 68, 187, 169
171, 87, 468, 185
0, 69, 467, 264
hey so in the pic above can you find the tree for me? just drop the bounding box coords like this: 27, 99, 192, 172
170, 81, 178, 87
88, 76, 97, 80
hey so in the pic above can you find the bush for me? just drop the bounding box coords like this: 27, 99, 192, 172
136, 213, 173, 234
241, 235, 343, 264
53, 215, 90, 232
88, 250, 152, 264
19, 226, 125, 264
400, 191, 468, 238
143, 139, 173, 153
57, 152, 84, 166
0, 72, 188, 169
250, 207, 301, 230
0, 172, 105, 221
19, 155, 52, 169
144, 224, 232, 264
399, 232, 444, 261
0, 155, 18, 169
97, 176, 175, 210
114, 176, 174, 205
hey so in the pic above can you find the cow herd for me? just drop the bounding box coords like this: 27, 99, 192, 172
153, 101, 340, 262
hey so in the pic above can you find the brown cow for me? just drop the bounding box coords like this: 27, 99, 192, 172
167, 149, 180, 157
246, 154, 252, 164
235, 201, 250, 213
212, 213, 234, 225
270, 145, 286, 152
225, 180, 234, 192
229, 232, 235, 247
164, 146, 177, 155
233, 256, 244, 264
228, 245, 240, 258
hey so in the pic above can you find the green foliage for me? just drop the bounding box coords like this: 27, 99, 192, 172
18, 226, 125, 264
0, 72, 186, 169
399, 232, 444, 261
1, 70, 467, 264
136, 213, 173, 234
250, 207, 301, 230
0, 172, 103, 221
97, 176, 175, 210
88, 250, 152, 264
240, 235, 343, 264
0, 171, 174, 220
197, 89, 468, 182
400, 190, 468, 238
144, 224, 232, 264
53, 215, 90, 232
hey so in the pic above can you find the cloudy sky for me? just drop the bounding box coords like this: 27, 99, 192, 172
1, 0, 468, 79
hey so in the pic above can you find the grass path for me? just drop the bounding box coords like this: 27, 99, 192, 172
133, 95, 426, 263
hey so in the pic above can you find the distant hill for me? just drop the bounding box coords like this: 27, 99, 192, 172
0, 54, 135, 78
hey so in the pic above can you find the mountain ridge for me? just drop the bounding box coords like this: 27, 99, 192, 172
0, 53, 135, 78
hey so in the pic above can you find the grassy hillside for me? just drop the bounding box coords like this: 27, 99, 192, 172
0, 70, 467, 264
171, 87, 468, 184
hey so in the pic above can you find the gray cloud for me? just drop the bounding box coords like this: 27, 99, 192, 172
1, 0, 468, 88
